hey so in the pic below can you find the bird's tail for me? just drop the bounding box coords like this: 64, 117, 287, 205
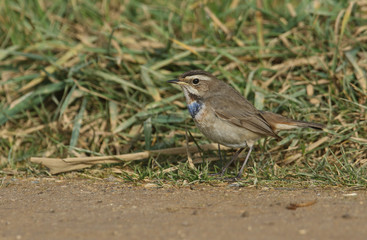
260, 111, 325, 131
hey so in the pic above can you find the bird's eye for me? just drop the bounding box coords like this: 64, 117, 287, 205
192, 78, 200, 84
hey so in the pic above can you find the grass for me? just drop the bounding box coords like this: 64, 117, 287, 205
0, 0, 366, 187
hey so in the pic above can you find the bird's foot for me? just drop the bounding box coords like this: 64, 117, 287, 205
209, 171, 243, 182
221, 177, 239, 182
235, 173, 243, 179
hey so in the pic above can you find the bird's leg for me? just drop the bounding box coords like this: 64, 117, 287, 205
217, 143, 223, 162
220, 147, 245, 176
235, 146, 253, 179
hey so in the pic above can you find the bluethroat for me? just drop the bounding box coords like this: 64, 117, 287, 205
168, 70, 325, 178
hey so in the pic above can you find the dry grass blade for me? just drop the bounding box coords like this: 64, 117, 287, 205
255, 0, 264, 55
150, 51, 192, 70
185, 129, 196, 170
0, 45, 19, 61
345, 50, 367, 93
93, 70, 149, 94
162, 157, 221, 173
19, 44, 84, 93
270, 56, 325, 71
281, 136, 330, 165
0, 82, 66, 126
69, 97, 88, 154
140, 66, 161, 101
204, 6, 231, 38
339, 1, 356, 43
171, 38, 201, 57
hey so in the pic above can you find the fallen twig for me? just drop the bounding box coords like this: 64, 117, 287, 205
30, 143, 230, 174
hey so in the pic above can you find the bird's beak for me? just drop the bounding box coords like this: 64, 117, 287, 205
167, 79, 180, 84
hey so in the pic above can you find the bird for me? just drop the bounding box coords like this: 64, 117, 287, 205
168, 70, 325, 179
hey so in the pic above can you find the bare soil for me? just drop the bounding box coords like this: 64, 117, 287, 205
1, 177, 366, 240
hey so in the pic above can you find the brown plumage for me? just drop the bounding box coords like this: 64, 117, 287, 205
168, 70, 325, 178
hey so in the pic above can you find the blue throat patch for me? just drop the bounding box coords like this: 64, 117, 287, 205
187, 101, 203, 118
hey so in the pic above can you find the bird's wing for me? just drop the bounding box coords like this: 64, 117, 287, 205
206, 95, 281, 139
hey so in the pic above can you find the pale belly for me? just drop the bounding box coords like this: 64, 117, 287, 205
193, 105, 260, 148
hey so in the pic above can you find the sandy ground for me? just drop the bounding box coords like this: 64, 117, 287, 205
0, 177, 366, 240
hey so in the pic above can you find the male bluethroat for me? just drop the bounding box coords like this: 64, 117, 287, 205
168, 70, 324, 178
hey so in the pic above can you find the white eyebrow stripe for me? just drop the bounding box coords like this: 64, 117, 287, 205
188, 75, 212, 81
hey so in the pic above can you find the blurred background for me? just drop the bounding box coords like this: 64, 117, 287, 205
0, 0, 366, 184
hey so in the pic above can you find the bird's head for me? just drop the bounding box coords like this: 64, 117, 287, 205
167, 70, 218, 99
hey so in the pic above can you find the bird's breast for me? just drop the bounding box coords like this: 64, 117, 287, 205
187, 101, 204, 119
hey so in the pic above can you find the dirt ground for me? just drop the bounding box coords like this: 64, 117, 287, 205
1, 177, 366, 240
